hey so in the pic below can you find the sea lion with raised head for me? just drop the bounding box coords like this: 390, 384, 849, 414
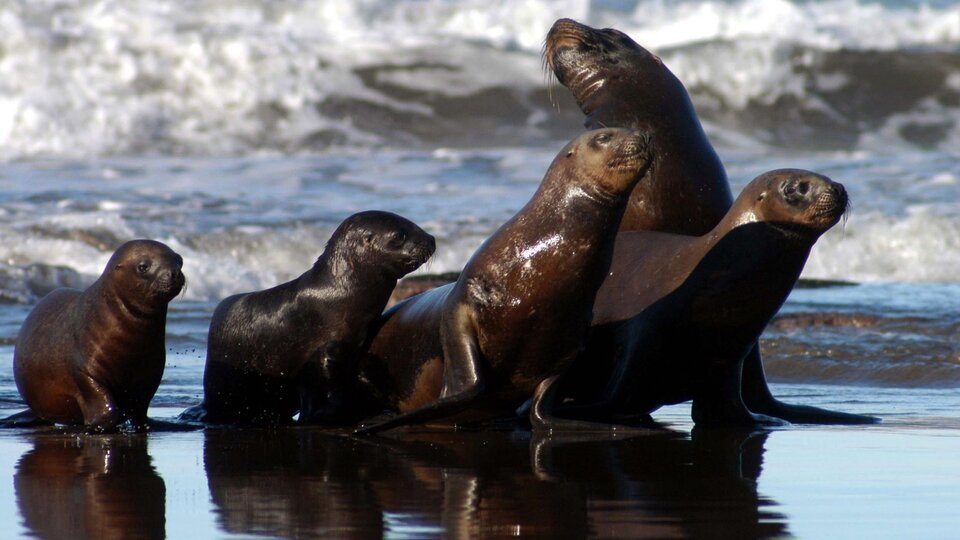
357, 128, 654, 433
7, 240, 185, 433
545, 19, 871, 425
546, 170, 878, 427
187, 211, 435, 426
545, 17, 732, 235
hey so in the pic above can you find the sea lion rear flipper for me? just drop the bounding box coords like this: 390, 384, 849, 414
740, 344, 880, 424
530, 375, 651, 432
0, 409, 52, 428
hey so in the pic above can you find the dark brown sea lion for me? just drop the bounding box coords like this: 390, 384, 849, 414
545, 19, 870, 425
187, 211, 434, 426
8, 240, 184, 432
545, 17, 732, 235
357, 127, 654, 434
549, 170, 878, 427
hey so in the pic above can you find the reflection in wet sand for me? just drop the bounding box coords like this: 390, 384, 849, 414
14, 433, 165, 540
534, 429, 787, 538
202, 426, 786, 538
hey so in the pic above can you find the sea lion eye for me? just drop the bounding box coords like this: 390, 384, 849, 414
136, 261, 151, 274
390, 231, 407, 247
591, 132, 613, 147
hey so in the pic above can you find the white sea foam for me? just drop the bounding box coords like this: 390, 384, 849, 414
1, 0, 959, 158
805, 207, 960, 283
614, 0, 960, 52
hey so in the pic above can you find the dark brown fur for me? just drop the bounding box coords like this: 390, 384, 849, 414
545, 18, 732, 235
556, 170, 877, 426
11, 240, 184, 432
358, 128, 654, 433
190, 211, 434, 426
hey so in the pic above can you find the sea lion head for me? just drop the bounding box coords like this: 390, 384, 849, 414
737, 169, 849, 234
332, 211, 436, 278
105, 239, 186, 311
545, 18, 674, 124
556, 127, 654, 201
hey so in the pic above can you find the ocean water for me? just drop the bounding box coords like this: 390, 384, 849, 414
0, 0, 958, 538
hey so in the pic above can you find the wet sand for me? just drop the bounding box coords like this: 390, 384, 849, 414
0, 384, 956, 539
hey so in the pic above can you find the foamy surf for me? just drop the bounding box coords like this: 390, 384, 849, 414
2, 0, 960, 159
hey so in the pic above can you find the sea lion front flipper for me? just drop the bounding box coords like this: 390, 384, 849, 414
740, 344, 880, 424
298, 343, 354, 425
74, 370, 123, 433
691, 357, 788, 428
355, 306, 486, 434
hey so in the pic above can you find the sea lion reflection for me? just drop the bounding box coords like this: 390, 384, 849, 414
201, 428, 784, 538
14, 434, 165, 540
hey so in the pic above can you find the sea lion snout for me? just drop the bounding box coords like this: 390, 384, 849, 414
544, 18, 589, 67
811, 179, 849, 221
152, 260, 186, 298
403, 233, 436, 272
606, 129, 654, 172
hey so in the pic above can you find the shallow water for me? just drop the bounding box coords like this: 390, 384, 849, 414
0, 384, 957, 539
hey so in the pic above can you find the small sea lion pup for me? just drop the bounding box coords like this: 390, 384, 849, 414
185, 211, 435, 426
546, 19, 869, 425
551, 170, 879, 427
545, 17, 732, 235
356, 128, 654, 434
7, 240, 185, 433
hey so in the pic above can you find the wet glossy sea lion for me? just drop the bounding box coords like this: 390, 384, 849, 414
188, 211, 435, 426
551, 170, 878, 426
357, 128, 654, 433
545, 17, 732, 235
8, 240, 184, 432
546, 19, 869, 425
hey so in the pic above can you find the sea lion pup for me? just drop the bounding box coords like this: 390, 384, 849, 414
356, 128, 654, 434
186, 211, 435, 426
549, 170, 879, 427
546, 18, 871, 425
7, 240, 185, 433
544, 17, 732, 235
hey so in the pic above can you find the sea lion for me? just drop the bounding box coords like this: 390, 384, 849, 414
357, 127, 654, 434
549, 170, 878, 427
188, 211, 435, 426
8, 240, 184, 432
545, 17, 732, 235
546, 19, 870, 425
